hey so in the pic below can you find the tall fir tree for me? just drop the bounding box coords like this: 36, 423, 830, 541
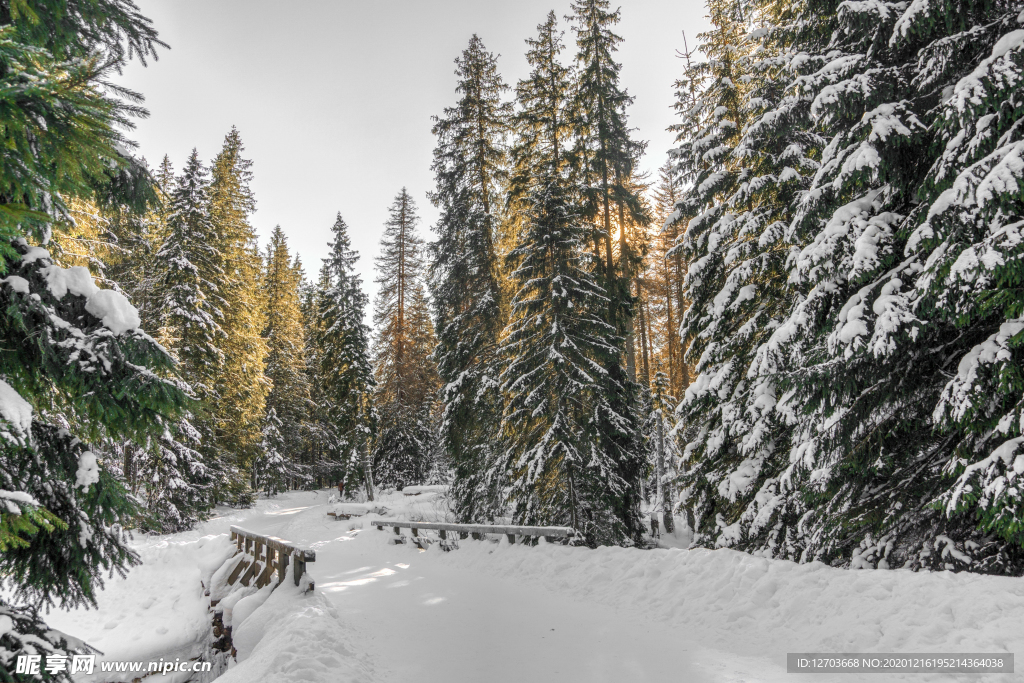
498, 148, 642, 546
0, 1, 192, 678
499, 25, 643, 543
569, 0, 650, 381
262, 225, 311, 469
429, 34, 510, 521
157, 150, 226, 400
302, 262, 337, 485
372, 190, 440, 488
318, 214, 376, 492
670, 0, 824, 555
208, 128, 269, 501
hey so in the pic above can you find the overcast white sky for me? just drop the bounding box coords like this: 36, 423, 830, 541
116, 1, 710, 320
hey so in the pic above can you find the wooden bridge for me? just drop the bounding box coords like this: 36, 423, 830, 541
225, 525, 317, 590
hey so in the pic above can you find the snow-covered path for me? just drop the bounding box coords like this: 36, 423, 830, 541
49, 490, 1024, 683
234, 497, 719, 683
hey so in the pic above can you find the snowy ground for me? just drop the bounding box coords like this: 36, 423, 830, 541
47, 490, 1023, 683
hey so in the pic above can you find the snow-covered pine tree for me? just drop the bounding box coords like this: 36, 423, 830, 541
499, 31, 643, 543
567, 0, 648, 521
109, 412, 211, 532
208, 128, 269, 499
499, 153, 641, 546
732, 0, 962, 567
263, 225, 311, 470
0, 1, 194, 676
372, 190, 440, 489
897, 1, 1024, 570
429, 34, 510, 522
318, 214, 375, 492
252, 408, 290, 496
155, 150, 238, 503
158, 150, 225, 398
569, 0, 650, 381
674, 0, 1024, 572
302, 262, 338, 485
669, 0, 825, 553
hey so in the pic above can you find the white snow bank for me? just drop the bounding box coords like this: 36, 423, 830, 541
401, 484, 449, 496
328, 502, 380, 516
215, 571, 375, 683
45, 535, 235, 683
402, 536, 1022, 682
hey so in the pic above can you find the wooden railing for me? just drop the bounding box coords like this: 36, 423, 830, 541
369, 519, 575, 545
227, 526, 316, 590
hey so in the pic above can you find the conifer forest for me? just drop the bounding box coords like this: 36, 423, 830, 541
2, 0, 1024, 678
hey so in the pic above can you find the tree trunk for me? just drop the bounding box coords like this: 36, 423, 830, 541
364, 445, 376, 502
655, 409, 674, 534
637, 299, 650, 388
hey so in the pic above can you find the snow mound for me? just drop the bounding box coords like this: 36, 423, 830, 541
423, 537, 1023, 681
45, 534, 235, 683
330, 502, 375, 516
217, 573, 375, 683
84, 288, 142, 335
401, 484, 449, 496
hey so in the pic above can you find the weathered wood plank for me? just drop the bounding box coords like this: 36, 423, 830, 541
239, 560, 260, 587
255, 548, 277, 587
226, 557, 249, 585
367, 520, 575, 538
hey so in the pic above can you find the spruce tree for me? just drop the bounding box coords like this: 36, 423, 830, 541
0, 1, 189, 677
371, 190, 440, 489
208, 128, 269, 499
263, 225, 311, 468
499, 30, 643, 543
913, 5, 1024, 563
157, 150, 226, 398
669, 0, 826, 554
252, 408, 289, 496
428, 34, 510, 521
318, 214, 375, 492
498, 155, 641, 546
302, 262, 337, 485
667, 0, 1024, 573
568, 0, 647, 535
568, 0, 650, 381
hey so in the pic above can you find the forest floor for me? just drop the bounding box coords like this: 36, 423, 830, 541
47, 490, 1023, 683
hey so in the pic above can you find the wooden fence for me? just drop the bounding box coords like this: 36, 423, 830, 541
368, 519, 575, 546
226, 526, 316, 590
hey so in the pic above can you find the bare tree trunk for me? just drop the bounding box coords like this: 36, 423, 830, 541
364, 445, 376, 502
638, 298, 651, 388
655, 409, 674, 534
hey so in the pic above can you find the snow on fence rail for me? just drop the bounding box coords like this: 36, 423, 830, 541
226, 525, 316, 590
369, 519, 575, 546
